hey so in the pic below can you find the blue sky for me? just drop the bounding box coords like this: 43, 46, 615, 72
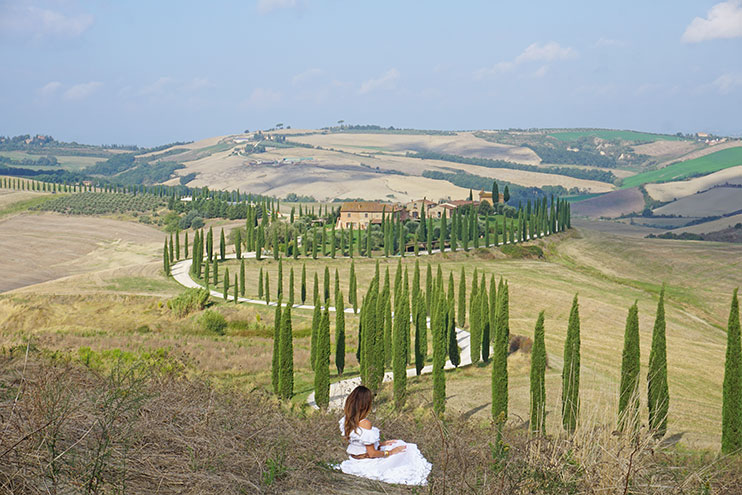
1, 0, 741, 146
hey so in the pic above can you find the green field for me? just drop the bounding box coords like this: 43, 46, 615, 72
621, 146, 742, 188
549, 129, 683, 142
0, 150, 101, 171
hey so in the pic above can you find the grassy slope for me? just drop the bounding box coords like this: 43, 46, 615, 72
622, 146, 742, 189
549, 129, 684, 142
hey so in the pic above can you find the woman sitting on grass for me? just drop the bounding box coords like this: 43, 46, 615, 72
337, 385, 431, 486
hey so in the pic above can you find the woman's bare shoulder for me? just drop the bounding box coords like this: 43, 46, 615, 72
358, 418, 372, 430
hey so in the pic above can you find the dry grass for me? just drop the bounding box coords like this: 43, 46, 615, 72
1, 350, 740, 494
572, 187, 645, 219
0, 213, 163, 292
653, 187, 742, 217
646, 165, 742, 202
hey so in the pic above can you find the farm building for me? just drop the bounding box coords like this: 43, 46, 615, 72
335, 201, 405, 230
478, 190, 504, 205
405, 199, 436, 219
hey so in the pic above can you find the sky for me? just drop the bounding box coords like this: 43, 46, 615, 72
1, 0, 742, 146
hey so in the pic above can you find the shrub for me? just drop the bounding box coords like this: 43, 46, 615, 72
167, 288, 209, 317
199, 310, 227, 335
501, 244, 543, 258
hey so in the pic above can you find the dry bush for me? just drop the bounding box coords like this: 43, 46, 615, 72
1, 347, 741, 494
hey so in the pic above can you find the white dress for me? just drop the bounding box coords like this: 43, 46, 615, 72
337, 416, 432, 486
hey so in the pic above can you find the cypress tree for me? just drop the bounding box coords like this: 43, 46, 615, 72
314, 306, 331, 410
277, 258, 283, 299
235, 229, 242, 259
273, 227, 280, 260
272, 301, 282, 394
492, 181, 499, 204
647, 286, 669, 438
458, 267, 466, 327
562, 294, 581, 434
239, 258, 246, 297
163, 241, 170, 276
258, 267, 264, 299
470, 271, 481, 365
373, 264, 386, 387
349, 261, 357, 313
439, 210, 447, 252
432, 292, 447, 415
175, 230, 181, 260
336, 291, 346, 376
426, 263, 433, 316
207, 226, 213, 263
412, 259, 421, 322
723, 289, 742, 454
223, 268, 230, 300
481, 275, 491, 363
530, 311, 546, 435
185, 231, 189, 258
414, 291, 427, 375
383, 268, 393, 367
265, 273, 270, 305
169, 234, 174, 263
393, 277, 408, 410
330, 224, 336, 258
311, 289, 321, 371
492, 281, 508, 421
618, 302, 641, 434
256, 225, 263, 260
278, 306, 294, 399
219, 228, 226, 261
426, 217, 433, 254
212, 259, 218, 287
233, 274, 238, 304
288, 267, 295, 306
447, 273, 459, 366
301, 263, 307, 304
323, 266, 330, 304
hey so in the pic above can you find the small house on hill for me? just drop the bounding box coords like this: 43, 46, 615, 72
478, 190, 504, 205
405, 199, 436, 219
336, 201, 404, 230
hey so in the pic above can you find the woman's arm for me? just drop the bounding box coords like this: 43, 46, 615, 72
360, 419, 405, 458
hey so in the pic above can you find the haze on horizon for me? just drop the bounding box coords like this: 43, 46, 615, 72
1, 0, 741, 146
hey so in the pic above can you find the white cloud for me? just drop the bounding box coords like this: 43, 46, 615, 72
243, 88, 282, 107
38, 81, 61, 97
515, 41, 577, 63
63, 81, 102, 100
682, 0, 742, 42
257, 0, 299, 14
476, 41, 576, 79
292, 68, 323, 85
181, 77, 215, 92
138, 76, 175, 96
0, 4, 93, 39
532, 65, 549, 78
359, 69, 400, 94
712, 73, 742, 93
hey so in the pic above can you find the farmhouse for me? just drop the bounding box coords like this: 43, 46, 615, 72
405, 199, 435, 219
478, 190, 504, 205
336, 201, 405, 230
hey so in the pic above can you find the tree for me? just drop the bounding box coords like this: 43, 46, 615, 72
414, 291, 427, 376
212, 259, 218, 287
503, 185, 510, 203
219, 228, 226, 261
272, 301, 282, 394
647, 286, 669, 438
349, 261, 358, 313
239, 258, 246, 297
562, 294, 581, 434
277, 258, 283, 299
311, 288, 321, 371
439, 210, 447, 252
618, 302, 641, 434
481, 275, 490, 363
393, 276, 408, 410
432, 292, 447, 415
492, 281, 508, 422
469, 272, 481, 365
383, 268, 392, 367
163, 240, 170, 276
336, 291, 346, 376
235, 229, 242, 259
288, 267, 295, 306
301, 263, 307, 304
323, 266, 330, 304
458, 267, 466, 327
258, 267, 264, 299
723, 289, 742, 454
314, 306, 331, 409
530, 311, 546, 435
265, 273, 270, 305
233, 274, 238, 304
447, 273, 460, 367
273, 227, 280, 261
492, 181, 499, 204
278, 306, 294, 399
223, 268, 230, 301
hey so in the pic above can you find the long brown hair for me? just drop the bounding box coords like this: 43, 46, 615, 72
343, 385, 373, 441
